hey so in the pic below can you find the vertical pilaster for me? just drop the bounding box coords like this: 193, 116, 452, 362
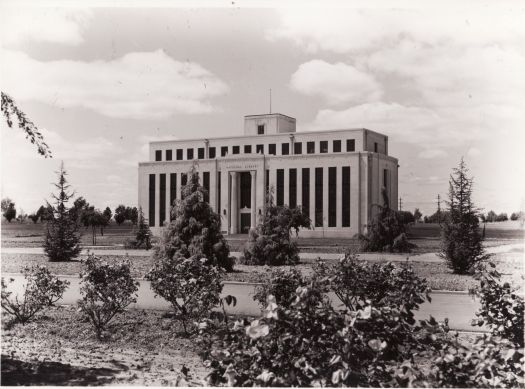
323, 166, 329, 228
210, 167, 217, 211
250, 171, 256, 229
230, 172, 238, 234
336, 166, 342, 228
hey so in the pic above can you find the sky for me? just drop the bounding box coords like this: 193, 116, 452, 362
1, 1, 524, 217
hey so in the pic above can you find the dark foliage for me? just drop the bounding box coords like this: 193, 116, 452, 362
154, 165, 233, 271
242, 189, 311, 266
124, 207, 152, 249
439, 158, 489, 274
1, 91, 52, 158
3, 201, 16, 222
43, 163, 81, 262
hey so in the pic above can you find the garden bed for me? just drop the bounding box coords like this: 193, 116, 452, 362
1, 306, 208, 386
2, 251, 522, 292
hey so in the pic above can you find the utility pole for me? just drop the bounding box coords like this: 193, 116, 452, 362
269, 88, 272, 114
437, 194, 441, 224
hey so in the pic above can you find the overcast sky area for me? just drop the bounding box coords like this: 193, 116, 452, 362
1, 1, 524, 216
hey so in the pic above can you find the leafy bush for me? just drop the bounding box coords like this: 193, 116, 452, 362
253, 267, 307, 308
124, 207, 152, 250
471, 264, 524, 347
440, 158, 489, 274
155, 166, 233, 271
242, 190, 311, 266
1, 266, 69, 324
147, 253, 223, 334
358, 189, 415, 253
77, 255, 139, 339
3, 202, 16, 222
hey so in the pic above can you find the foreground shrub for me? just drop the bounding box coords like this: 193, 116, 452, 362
77, 255, 139, 339
1, 266, 69, 324
315, 251, 431, 317
359, 189, 415, 253
155, 165, 233, 271
242, 190, 310, 266
439, 158, 489, 274
147, 253, 223, 334
253, 267, 307, 308
471, 263, 524, 347
124, 207, 152, 250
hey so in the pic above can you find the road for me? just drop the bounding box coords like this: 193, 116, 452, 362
3, 274, 485, 332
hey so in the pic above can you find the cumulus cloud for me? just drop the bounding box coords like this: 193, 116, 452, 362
417, 149, 448, 159
0, 8, 92, 46
1, 49, 229, 119
290, 60, 383, 105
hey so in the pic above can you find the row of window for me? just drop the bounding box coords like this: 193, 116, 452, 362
274, 167, 351, 228
154, 139, 357, 161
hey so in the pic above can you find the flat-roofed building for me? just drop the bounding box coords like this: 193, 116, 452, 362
138, 113, 398, 237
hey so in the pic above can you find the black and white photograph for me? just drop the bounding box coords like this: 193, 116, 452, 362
1, 0, 524, 386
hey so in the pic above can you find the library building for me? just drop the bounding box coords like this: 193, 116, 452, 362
138, 113, 399, 238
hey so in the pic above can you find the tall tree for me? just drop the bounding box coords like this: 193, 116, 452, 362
154, 165, 233, 270
114, 205, 127, 225
1, 197, 13, 213
413, 208, 422, 223
1, 92, 52, 158
439, 158, 488, 274
43, 163, 81, 262
3, 201, 16, 222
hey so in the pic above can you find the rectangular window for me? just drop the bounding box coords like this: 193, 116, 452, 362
269, 144, 276, 155
221, 146, 228, 157
170, 173, 177, 220
374, 142, 378, 153
149, 174, 155, 227
320, 141, 328, 153
244, 145, 252, 154
160, 173, 166, 227
315, 167, 323, 227
289, 168, 297, 208
187, 148, 194, 160
232, 145, 240, 155
333, 140, 341, 153
203, 171, 210, 203
155, 150, 162, 161
176, 149, 183, 160
302, 168, 310, 218
209, 147, 216, 159
257, 124, 265, 135
307, 141, 315, 154
181, 173, 187, 199
240, 172, 251, 208
328, 167, 336, 227
282, 143, 290, 155
276, 169, 284, 206
198, 147, 205, 159
342, 167, 350, 227
266, 169, 269, 197
294, 142, 302, 155
346, 139, 355, 152
256, 144, 264, 154
166, 150, 172, 161
217, 172, 221, 212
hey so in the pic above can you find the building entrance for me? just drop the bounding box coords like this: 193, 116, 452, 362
240, 213, 251, 234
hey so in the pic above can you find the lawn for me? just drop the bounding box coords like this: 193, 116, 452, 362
2, 248, 522, 292
1, 306, 208, 386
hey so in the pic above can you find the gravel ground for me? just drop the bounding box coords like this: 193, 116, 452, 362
1, 306, 209, 386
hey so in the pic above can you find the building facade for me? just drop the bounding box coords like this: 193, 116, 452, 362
138, 113, 398, 238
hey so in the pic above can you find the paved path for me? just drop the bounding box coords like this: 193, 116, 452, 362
3, 241, 522, 263
3, 274, 485, 332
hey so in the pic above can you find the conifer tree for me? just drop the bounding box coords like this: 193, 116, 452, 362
125, 207, 152, 249
154, 165, 233, 270
439, 158, 488, 274
43, 163, 81, 261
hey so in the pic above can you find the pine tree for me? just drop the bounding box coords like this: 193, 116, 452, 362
43, 163, 81, 261
439, 158, 488, 274
154, 165, 233, 270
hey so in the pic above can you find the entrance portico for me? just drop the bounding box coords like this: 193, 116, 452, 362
228, 170, 258, 234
